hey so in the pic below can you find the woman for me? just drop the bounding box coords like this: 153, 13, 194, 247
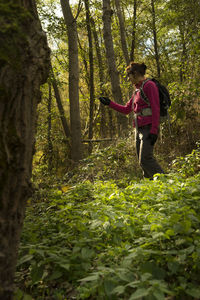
99, 61, 164, 179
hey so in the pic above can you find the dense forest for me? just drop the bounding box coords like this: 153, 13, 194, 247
35, 0, 200, 170
0, 0, 200, 299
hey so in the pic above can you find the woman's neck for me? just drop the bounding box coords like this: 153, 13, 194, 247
135, 75, 145, 84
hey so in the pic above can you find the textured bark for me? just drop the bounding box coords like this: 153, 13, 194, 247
60, 0, 82, 162
102, 0, 128, 135
84, 0, 95, 155
114, 0, 129, 65
151, 0, 161, 79
90, 16, 108, 138
178, 24, 187, 82
130, 0, 137, 62
51, 71, 71, 150
0, 0, 50, 298
47, 83, 53, 171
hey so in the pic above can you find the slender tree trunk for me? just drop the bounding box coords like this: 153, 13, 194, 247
114, 0, 129, 65
108, 110, 114, 138
51, 70, 71, 150
151, 0, 161, 79
78, 37, 89, 87
0, 1, 50, 298
179, 24, 187, 82
84, 0, 95, 154
47, 83, 53, 171
60, 0, 82, 162
130, 0, 137, 62
102, 0, 128, 136
90, 17, 108, 138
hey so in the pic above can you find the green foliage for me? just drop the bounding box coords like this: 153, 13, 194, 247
171, 143, 200, 177
63, 136, 142, 185
16, 146, 200, 299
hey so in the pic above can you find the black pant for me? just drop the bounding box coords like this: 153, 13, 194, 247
135, 125, 164, 179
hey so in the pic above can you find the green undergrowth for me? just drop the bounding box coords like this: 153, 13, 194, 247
33, 136, 142, 189
37, 136, 163, 188
15, 176, 200, 299
15, 144, 200, 299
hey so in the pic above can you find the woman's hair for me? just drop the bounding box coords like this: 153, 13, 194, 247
126, 62, 147, 76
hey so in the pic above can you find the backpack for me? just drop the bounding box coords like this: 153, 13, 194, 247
140, 78, 171, 119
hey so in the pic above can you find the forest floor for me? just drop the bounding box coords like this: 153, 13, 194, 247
15, 138, 200, 300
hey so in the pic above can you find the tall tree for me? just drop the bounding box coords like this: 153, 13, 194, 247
151, 0, 161, 79
90, 16, 108, 137
130, 0, 137, 62
60, 0, 82, 161
47, 83, 53, 171
0, 1, 50, 298
178, 23, 187, 82
102, 0, 128, 135
114, 0, 129, 65
84, 0, 95, 154
51, 69, 71, 150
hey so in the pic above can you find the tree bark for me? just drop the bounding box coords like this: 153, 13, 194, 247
51, 70, 71, 150
84, 0, 95, 155
47, 83, 53, 171
130, 0, 137, 62
178, 23, 187, 82
114, 0, 129, 65
0, 1, 50, 298
102, 0, 128, 135
151, 0, 161, 79
90, 16, 108, 138
60, 0, 82, 162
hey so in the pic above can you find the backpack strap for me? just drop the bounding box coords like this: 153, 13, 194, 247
140, 78, 152, 106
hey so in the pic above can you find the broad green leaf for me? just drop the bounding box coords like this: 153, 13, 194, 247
58, 263, 70, 271
48, 270, 63, 281
117, 269, 135, 282
167, 261, 180, 274
30, 265, 44, 284
186, 287, 200, 298
14, 289, 23, 300
104, 279, 116, 296
153, 289, 165, 300
141, 263, 166, 280
129, 288, 150, 299
79, 273, 99, 282
23, 295, 32, 300
81, 247, 94, 259
165, 229, 175, 238
111, 285, 125, 295
17, 254, 33, 267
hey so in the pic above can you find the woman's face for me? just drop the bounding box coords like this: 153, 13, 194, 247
127, 71, 139, 85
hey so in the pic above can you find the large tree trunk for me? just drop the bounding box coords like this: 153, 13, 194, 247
102, 0, 128, 135
60, 0, 82, 162
114, 0, 129, 65
0, 1, 50, 299
151, 0, 161, 79
84, 0, 95, 155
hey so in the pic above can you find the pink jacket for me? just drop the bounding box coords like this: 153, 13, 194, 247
109, 79, 160, 134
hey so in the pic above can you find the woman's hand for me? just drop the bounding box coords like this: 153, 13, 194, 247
148, 133, 158, 145
99, 97, 111, 105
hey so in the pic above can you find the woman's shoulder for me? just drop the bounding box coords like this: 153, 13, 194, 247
143, 79, 158, 92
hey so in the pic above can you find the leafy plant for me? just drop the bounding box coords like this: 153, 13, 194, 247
16, 167, 200, 299
171, 143, 200, 177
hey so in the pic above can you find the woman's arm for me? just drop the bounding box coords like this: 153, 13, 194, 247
109, 97, 133, 115
143, 81, 160, 134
